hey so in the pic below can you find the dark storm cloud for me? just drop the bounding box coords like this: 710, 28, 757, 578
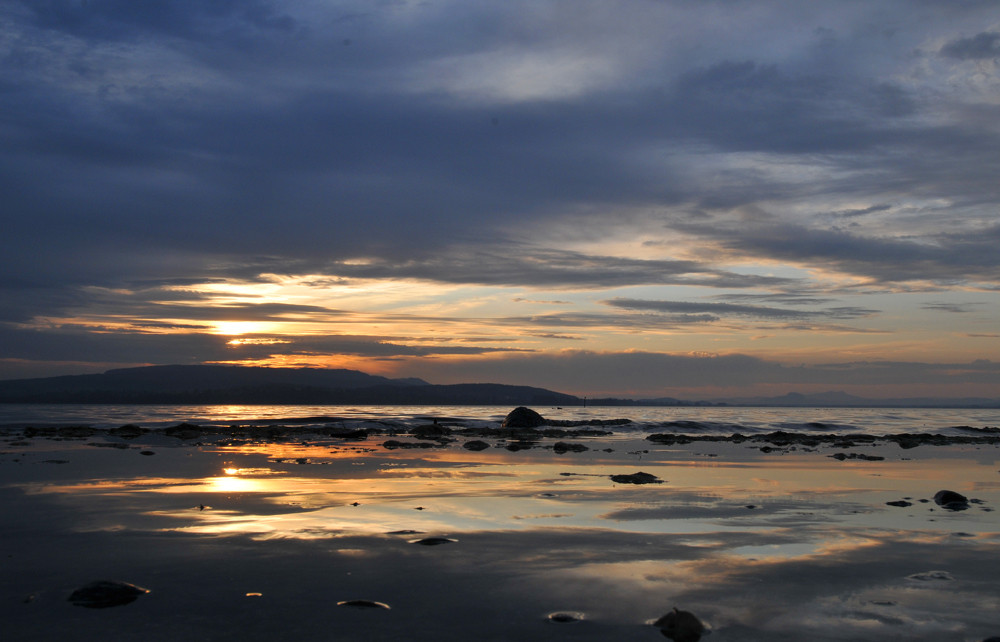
0, 325, 531, 372
678, 221, 1000, 284
321, 248, 798, 290
18, 0, 296, 42
940, 31, 1000, 60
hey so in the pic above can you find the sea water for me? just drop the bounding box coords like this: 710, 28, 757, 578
0, 403, 997, 436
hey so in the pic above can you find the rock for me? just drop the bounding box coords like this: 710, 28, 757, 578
553, 442, 588, 454
610, 471, 663, 485
934, 490, 970, 510
502, 407, 546, 428
68, 580, 149, 608
337, 599, 391, 609
163, 423, 202, 440
463, 440, 490, 451
653, 608, 706, 642
109, 424, 148, 439
886, 500, 913, 507
412, 424, 451, 440
547, 611, 585, 622
410, 537, 457, 546
906, 570, 955, 582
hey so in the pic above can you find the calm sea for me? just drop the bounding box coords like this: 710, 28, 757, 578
0, 403, 998, 436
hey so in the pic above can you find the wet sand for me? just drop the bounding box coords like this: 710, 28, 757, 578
2, 425, 1000, 641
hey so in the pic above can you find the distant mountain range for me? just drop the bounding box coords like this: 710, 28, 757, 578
0, 366, 997, 407
0, 365, 578, 406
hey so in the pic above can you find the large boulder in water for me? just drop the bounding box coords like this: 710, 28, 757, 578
934, 489, 970, 510
502, 407, 546, 428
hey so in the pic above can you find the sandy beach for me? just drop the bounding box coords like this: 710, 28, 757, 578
3, 419, 1000, 641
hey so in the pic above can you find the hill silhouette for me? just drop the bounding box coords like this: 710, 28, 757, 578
0, 365, 579, 405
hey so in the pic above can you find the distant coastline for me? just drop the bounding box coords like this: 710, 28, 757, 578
0, 365, 997, 408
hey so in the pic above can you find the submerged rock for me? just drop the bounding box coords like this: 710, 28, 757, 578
653, 608, 706, 642
934, 490, 970, 510
610, 471, 663, 485
68, 580, 149, 608
886, 500, 913, 507
502, 407, 546, 428
463, 440, 490, 451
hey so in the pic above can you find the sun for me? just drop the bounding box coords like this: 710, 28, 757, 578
210, 321, 276, 336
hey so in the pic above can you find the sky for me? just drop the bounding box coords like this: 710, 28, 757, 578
1, 0, 999, 399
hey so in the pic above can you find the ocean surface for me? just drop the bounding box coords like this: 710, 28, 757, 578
1, 403, 997, 436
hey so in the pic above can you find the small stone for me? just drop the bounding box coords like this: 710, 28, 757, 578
68, 580, 149, 608
463, 440, 490, 451
886, 500, 912, 507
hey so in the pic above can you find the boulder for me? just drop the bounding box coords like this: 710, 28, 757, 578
934, 490, 970, 510
502, 407, 546, 428
654, 608, 705, 642
68, 580, 149, 608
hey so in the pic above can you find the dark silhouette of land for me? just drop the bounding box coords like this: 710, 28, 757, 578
0, 365, 997, 407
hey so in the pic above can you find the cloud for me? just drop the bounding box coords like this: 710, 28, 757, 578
603, 298, 879, 321
940, 31, 1000, 60
1, 1, 999, 391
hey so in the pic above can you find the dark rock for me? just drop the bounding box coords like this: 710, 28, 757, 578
327, 427, 370, 439
139, 450, 155, 456
553, 442, 588, 454
502, 407, 546, 428
68, 580, 149, 608
109, 424, 148, 439
411, 537, 457, 546
163, 423, 202, 440
886, 500, 912, 507
934, 490, 970, 510
463, 440, 490, 451
412, 423, 451, 440
337, 599, 390, 609
831, 452, 885, 461
653, 607, 706, 642
547, 611, 584, 623
382, 440, 437, 450
610, 471, 663, 485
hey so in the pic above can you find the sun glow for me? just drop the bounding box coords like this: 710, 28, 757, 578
211, 321, 278, 336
